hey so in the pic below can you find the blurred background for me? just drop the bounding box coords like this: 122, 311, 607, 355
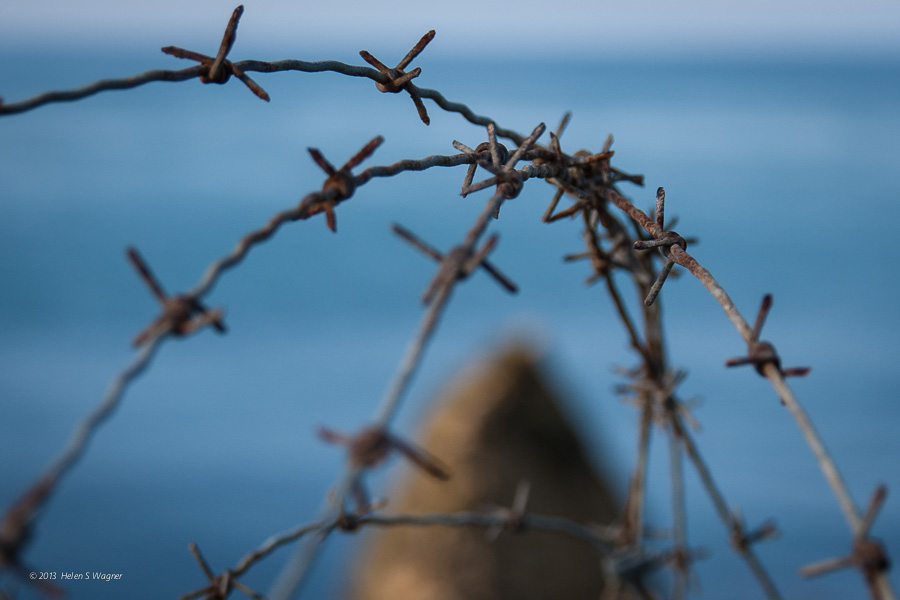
1, 1, 899, 598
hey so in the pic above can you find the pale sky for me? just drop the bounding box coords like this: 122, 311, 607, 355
3, 0, 899, 57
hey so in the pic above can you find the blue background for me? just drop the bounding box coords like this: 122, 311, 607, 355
1, 20, 899, 600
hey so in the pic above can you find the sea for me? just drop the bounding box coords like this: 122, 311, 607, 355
1, 42, 899, 599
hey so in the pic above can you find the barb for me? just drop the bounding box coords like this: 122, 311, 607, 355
374, 187, 508, 428
631, 188, 687, 306
360, 30, 435, 124
182, 541, 265, 600
392, 223, 518, 303
161, 5, 270, 101
318, 425, 450, 513
799, 485, 891, 600
725, 294, 811, 379
188, 149, 485, 301
127, 247, 226, 347
307, 136, 384, 232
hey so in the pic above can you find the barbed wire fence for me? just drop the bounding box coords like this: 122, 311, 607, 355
0, 6, 894, 600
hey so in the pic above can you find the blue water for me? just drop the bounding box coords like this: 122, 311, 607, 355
1, 45, 899, 599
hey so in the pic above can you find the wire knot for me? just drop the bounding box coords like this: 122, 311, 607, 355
571, 149, 603, 181
167, 295, 223, 334
496, 171, 524, 200
453, 122, 546, 209
200, 65, 231, 85
746, 341, 781, 376
321, 169, 355, 201
660, 230, 687, 254
475, 141, 510, 166
566, 159, 588, 187
374, 68, 412, 94
854, 538, 890, 578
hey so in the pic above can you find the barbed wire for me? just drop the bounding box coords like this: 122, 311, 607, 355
0, 4, 894, 600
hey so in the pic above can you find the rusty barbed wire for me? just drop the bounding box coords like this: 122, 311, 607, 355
182, 541, 265, 600
725, 294, 811, 379
359, 30, 435, 125
672, 411, 783, 600
181, 501, 657, 600
631, 188, 688, 306
0, 336, 162, 597
1, 5, 895, 600
556, 177, 786, 597
603, 186, 895, 600
161, 5, 270, 101
179, 476, 703, 600
127, 247, 227, 347
0, 8, 524, 146
800, 485, 891, 597
306, 136, 384, 232
391, 223, 519, 302
318, 425, 451, 514
0, 143, 523, 598
269, 183, 522, 599
0, 141, 549, 598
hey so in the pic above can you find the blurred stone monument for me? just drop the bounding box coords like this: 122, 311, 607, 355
345, 343, 628, 599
